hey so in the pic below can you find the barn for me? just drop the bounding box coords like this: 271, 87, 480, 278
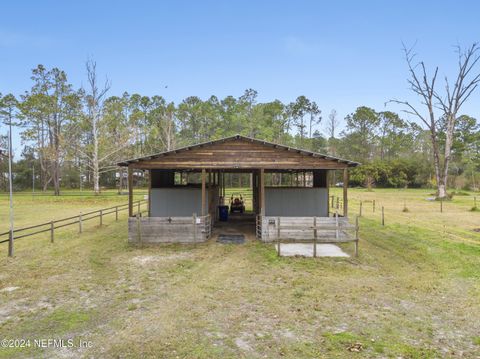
118, 134, 359, 246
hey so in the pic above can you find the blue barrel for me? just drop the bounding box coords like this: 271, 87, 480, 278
218, 205, 229, 221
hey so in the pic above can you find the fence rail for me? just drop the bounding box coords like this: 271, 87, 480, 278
0, 200, 147, 247
257, 212, 359, 257
277, 213, 359, 257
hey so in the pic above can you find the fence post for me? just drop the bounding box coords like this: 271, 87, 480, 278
138, 201, 141, 215
381, 206, 385, 226
79, 212, 83, 233
373, 200, 375, 213
355, 215, 359, 257
313, 217, 317, 258
359, 201, 363, 217
115, 206, 118, 221
440, 199, 443, 213
100, 209, 103, 226
50, 221, 54, 243
193, 213, 197, 244
331, 195, 334, 208
336, 197, 339, 210
335, 210, 339, 240
8, 230, 13, 257
277, 217, 281, 257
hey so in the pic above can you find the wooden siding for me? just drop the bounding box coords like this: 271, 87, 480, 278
258, 216, 354, 243
128, 138, 350, 170
128, 216, 211, 243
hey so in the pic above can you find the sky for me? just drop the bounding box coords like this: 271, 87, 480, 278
1, 0, 479, 153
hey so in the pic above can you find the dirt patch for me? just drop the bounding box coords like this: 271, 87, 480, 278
130, 253, 192, 265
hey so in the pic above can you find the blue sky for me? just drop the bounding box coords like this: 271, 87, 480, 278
1, 0, 479, 151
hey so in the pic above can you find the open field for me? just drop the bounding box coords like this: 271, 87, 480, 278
0, 188, 479, 358
0, 190, 146, 233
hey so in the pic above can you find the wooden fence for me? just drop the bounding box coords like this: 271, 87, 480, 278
257, 212, 359, 257
0, 200, 147, 251
329, 195, 345, 216
129, 213, 212, 244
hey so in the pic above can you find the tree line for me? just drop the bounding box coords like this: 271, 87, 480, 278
1, 44, 479, 197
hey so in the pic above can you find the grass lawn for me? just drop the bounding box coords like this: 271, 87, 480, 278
0, 188, 479, 358
0, 190, 146, 233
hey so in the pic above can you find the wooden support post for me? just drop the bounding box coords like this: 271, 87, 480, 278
79, 212, 83, 233
136, 214, 142, 244
115, 206, 118, 221
440, 199, 443, 213
201, 169, 206, 216
359, 201, 363, 217
343, 168, 348, 217
381, 206, 385, 226
326, 170, 330, 213
260, 168, 265, 215
207, 170, 212, 218
148, 170, 151, 217
277, 216, 281, 257
222, 172, 225, 198
331, 195, 334, 209
50, 221, 54, 243
313, 217, 317, 258
373, 200, 375, 213
128, 166, 133, 217
193, 213, 197, 244
355, 215, 359, 257
336, 197, 339, 210
100, 209, 103, 226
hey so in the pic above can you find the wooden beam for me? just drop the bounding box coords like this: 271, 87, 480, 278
201, 169, 206, 216
207, 169, 212, 217
343, 168, 349, 218
259, 168, 265, 215
326, 170, 330, 215
222, 172, 225, 198
128, 166, 133, 217
148, 169, 151, 217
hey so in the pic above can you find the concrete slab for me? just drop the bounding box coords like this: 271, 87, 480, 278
278, 243, 349, 257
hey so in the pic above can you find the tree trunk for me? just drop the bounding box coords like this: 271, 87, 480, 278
117, 167, 123, 194
93, 114, 100, 195
53, 122, 61, 196
438, 114, 455, 199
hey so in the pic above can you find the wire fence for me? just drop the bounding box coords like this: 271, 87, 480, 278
329, 193, 480, 246
0, 200, 148, 252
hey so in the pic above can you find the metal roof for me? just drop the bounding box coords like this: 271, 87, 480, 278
117, 134, 360, 167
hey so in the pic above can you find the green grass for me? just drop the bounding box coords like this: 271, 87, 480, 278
0, 189, 145, 232
0, 188, 479, 358
224, 187, 253, 210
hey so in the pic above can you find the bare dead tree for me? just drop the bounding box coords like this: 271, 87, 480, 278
390, 43, 480, 199
326, 109, 339, 140
325, 109, 339, 183
85, 59, 110, 194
